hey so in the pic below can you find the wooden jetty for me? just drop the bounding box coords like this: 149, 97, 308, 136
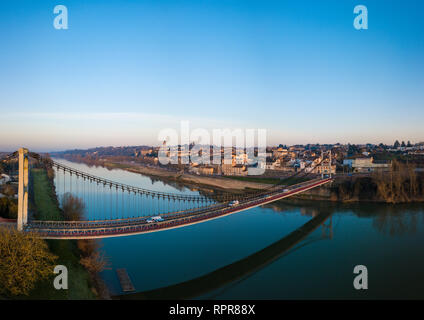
116, 268, 135, 292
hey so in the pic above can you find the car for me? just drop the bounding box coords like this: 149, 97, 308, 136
228, 200, 239, 207
146, 216, 165, 223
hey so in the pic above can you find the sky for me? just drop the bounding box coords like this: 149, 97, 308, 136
0, 0, 423, 151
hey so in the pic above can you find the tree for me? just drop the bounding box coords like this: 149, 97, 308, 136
61, 193, 85, 221
79, 251, 110, 274
394, 140, 400, 149
0, 227, 57, 296
0, 198, 17, 219
77, 239, 100, 257
348, 144, 359, 156
1, 184, 16, 197
77, 239, 111, 299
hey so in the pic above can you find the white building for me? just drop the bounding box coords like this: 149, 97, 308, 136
344, 157, 391, 173
0, 174, 10, 185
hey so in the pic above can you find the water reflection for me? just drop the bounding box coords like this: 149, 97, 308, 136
118, 210, 332, 300
267, 200, 424, 237
52, 159, 424, 299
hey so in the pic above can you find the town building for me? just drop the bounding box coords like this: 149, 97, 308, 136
0, 174, 10, 185
312, 162, 336, 175
343, 157, 392, 173
221, 163, 248, 176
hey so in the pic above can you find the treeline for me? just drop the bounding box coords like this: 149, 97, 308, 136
42, 157, 111, 298
331, 161, 424, 203
59, 153, 158, 169
60, 193, 110, 299
52, 145, 152, 158
0, 197, 17, 219
0, 175, 17, 219
30, 157, 110, 298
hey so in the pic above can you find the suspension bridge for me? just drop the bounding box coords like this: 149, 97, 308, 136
3, 148, 333, 239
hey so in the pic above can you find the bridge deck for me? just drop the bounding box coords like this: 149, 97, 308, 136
25, 178, 332, 239
0, 217, 17, 229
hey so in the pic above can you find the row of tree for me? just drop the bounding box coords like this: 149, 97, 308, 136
60, 193, 111, 299
393, 140, 413, 148
0, 158, 110, 298
331, 161, 424, 203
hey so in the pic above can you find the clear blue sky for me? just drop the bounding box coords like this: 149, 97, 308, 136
0, 0, 423, 151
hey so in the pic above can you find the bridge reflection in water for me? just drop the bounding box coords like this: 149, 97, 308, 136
117, 211, 332, 300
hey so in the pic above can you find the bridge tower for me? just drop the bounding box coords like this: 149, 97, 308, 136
320, 150, 332, 179
17, 148, 29, 231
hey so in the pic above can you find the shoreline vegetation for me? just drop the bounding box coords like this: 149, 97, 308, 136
108, 162, 274, 191
28, 168, 96, 299
28, 164, 110, 299
295, 161, 424, 204
56, 156, 424, 204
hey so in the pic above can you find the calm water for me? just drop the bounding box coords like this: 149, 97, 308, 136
53, 159, 424, 299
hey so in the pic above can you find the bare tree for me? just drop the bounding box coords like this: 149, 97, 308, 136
61, 193, 85, 221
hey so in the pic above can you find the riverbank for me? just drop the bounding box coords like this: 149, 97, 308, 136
28, 169, 97, 299
105, 162, 424, 204
97, 161, 274, 191
289, 174, 424, 203
55, 158, 424, 204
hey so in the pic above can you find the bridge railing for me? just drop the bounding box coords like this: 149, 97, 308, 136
27, 178, 332, 230
50, 160, 212, 202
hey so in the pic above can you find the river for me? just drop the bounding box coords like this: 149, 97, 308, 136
53, 159, 424, 299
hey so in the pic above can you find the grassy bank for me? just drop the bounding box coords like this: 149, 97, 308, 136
223, 175, 312, 186
27, 169, 96, 299
223, 176, 281, 185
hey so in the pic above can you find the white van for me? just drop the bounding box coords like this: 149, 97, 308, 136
146, 216, 165, 223
228, 200, 239, 207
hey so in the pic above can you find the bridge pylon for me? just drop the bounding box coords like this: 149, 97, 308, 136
17, 148, 29, 231
320, 149, 333, 179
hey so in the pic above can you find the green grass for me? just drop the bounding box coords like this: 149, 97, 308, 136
223, 176, 281, 185
281, 176, 312, 186
31, 169, 62, 220
223, 175, 312, 186
26, 169, 97, 300
106, 162, 132, 169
